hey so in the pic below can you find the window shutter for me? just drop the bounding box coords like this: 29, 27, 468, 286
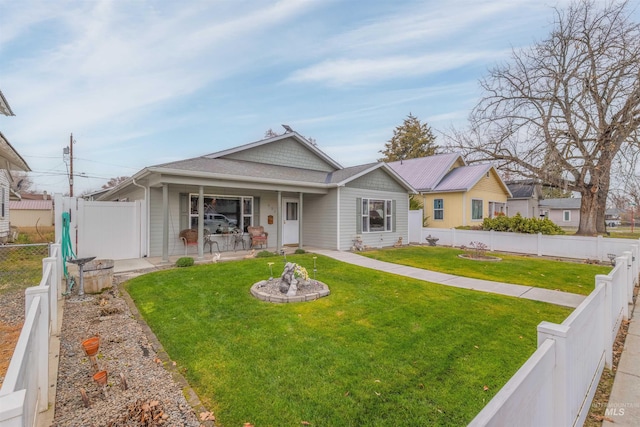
179, 193, 188, 230
356, 198, 362, 234
392, 200, 396, 232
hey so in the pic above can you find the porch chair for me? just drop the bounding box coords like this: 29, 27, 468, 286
179, 229, 199, 255
203, 229, 220, 254
247, 226, 268, 249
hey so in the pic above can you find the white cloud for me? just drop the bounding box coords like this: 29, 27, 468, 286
286, 50, 506, 86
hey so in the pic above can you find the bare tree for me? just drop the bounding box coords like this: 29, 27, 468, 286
10, 171, 34, 193
450, 0, 640, 235
102, 176, 129, 189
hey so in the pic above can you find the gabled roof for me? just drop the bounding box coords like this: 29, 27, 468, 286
0, 90, 15, 116
100, 133, 416, 199
506, 180, 540, 199
0, 131, 30, 171
205, 131, 343, 170
387, 153, 465, 191
539, 198, 581, 209
435, 163, 494, 192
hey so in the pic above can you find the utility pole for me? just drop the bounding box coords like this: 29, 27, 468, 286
69, 133, 74, 197
63, 133, 75, 197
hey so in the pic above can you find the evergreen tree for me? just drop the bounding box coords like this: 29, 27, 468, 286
379, 113, 437, 162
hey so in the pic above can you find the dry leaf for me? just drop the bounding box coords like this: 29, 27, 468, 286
172, 361, 177, 366
301, 422, 311, 426
200, 411, 215, 421
474, 345, 479, 349
150, 400, 159, 407
374, 391, 380, 396
344, 391, 350, 396
483, 385, 489, 391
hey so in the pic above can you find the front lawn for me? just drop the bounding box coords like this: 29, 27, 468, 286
126, 254, 571, 426
361, 246, 611, 295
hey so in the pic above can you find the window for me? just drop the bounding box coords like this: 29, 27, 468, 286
189, 194, 253, 232
563, 210, 571, 222
361, 198, 392, 232
471, 199, 483, 220
433, 199, 444, 220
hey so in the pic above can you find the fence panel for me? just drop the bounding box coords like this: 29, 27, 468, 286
469, 339, 556, 427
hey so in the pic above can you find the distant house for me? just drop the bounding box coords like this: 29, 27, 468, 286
539, 198, 581, 228
505, 180, 543, 218
98, 130, 416, 257
388, 153, 512, 228
0, 91, 31, 242
9, 193, 54, 227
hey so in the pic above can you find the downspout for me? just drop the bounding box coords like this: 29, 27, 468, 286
131, 178, 148, 257
336, 187, 341, 250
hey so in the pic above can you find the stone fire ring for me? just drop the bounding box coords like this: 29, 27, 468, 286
250, 280, 330, 303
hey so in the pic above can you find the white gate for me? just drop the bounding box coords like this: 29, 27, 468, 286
55, 195, 146, 260
408, 209, 423, 244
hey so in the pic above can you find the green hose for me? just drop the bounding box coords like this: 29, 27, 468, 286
61, 211, 76, 277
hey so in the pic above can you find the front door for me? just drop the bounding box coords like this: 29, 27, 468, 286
282, 198, 299, 245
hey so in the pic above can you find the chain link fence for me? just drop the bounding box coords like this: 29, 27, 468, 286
0, 243, 51, 295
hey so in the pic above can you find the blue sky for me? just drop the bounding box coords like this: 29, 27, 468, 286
0, 0, 620, 195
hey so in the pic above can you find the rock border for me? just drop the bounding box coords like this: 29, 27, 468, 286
250, 280, 330, 303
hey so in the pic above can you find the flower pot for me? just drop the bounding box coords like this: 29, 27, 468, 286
82, 336, 100, 356
93, 370, 108, 386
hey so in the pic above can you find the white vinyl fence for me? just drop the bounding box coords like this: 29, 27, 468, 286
470, 250, 636, 426
0, 244, 62, 427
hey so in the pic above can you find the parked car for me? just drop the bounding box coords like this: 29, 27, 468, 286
204, 213, 238, 232
607, 219, 621, 227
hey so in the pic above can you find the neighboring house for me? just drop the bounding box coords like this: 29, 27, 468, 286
388, 153, 511, 228
0, 90, 31, 242
505, 180, 543, 218
539, 198, 581, 228
9, 193, 54, 227
605, 208, 622, 227
98, 130, 416, 257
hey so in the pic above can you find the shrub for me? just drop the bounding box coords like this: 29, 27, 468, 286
483, 213, 565, 235
256, 250, 277, 258
294, 249, 306, 254
175, 257, 194, 267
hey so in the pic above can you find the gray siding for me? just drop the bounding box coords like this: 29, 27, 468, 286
507, 199, 539, 218
345, 168, 406, 192
0, 171, 9, 238
224, 139, 335, 172
148, 186, 281, 257
339, 186, 409, 251
303, 192, 337, 249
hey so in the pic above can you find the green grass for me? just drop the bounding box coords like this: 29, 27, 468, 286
126, 254, 571, 426
361, 246, 611, 295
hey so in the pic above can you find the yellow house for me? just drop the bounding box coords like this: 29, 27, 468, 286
388, 153, 511, 228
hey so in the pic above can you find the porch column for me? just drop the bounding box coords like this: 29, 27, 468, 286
277, 191, 282, 253
162, 184, 169, 262
197, 186, 204, 259
298, 192, 303, 248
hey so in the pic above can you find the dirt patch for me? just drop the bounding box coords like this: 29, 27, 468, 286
0, 322, 23, 384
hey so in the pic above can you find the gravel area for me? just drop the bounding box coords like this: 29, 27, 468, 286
0, 269, 214, 427
50, 272, 212, 427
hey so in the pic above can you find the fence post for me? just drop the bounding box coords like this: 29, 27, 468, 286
0, 389, 27, 427
49, 243, 63, 300
538, 322, 571, 427
25, 287, 49, 412
537, 233, 542, 257
621, 252, 633, 305
42, 257, 59, 335
596, 275, 614, 368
